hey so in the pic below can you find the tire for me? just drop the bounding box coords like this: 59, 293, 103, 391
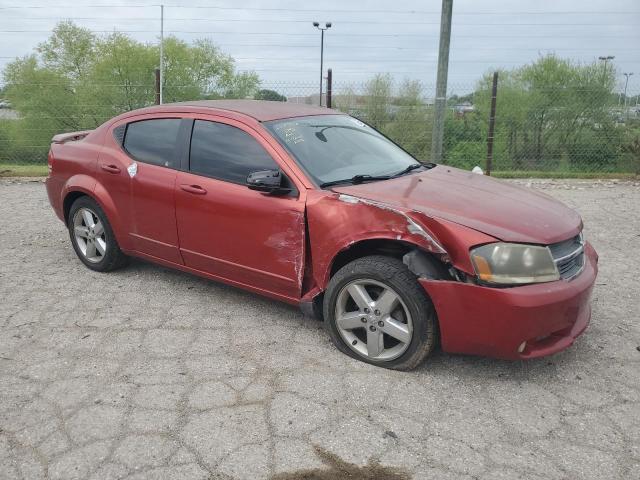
323, 255, 437, 370
67, 196, 128, 272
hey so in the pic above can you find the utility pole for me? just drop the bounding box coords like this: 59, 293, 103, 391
313, 22, 332, 106
623, 72, 634, 121
430, 0, 453, 164
159, 4, 164, 104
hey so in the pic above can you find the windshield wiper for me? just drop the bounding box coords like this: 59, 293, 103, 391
390, 162, 436, 178
319, 163, 434, 189
320, 173, 391, 188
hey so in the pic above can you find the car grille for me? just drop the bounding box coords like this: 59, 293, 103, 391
548, 233, 585, 280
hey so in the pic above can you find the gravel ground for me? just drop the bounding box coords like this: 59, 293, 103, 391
0, 178, 639, 480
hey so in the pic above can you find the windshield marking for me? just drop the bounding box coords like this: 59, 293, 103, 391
276, 124, 305, 145
266, 114, 418, 187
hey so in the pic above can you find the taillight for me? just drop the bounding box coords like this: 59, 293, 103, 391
47, 150, 54, 174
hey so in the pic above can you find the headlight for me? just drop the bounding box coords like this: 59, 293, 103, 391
470, 243, 559, 285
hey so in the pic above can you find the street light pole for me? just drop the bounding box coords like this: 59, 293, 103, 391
623, 72, 634, 121
320, 28, 324, 105
313, 22, 331, 106
598, 55, 615, 85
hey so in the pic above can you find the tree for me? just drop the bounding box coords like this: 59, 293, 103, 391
362, 73, 393, 129
335, 76, 432, 161
333, 84, 359, 115
472, 69, 532, 170
470, 55, 621, 171
3, 55, 83, 153
2, 22, 260, 163
621, 127, 640, 174
36, 21, 95, 79
384, 79, 432, 160
86, 32, 158, 115
223, 71, 260, 99
447, 92, 474, 106
254, 89, 287, 102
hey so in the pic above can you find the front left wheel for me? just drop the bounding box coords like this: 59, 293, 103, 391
67, 196, 128, 272
323, 255, 438, 370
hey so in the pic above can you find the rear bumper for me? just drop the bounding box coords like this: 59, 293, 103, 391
420, 242, 598, 360
45, 176, 65, 222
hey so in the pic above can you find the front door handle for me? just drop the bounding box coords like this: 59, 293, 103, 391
101, 164, 121, 174
179, 184, 207, 195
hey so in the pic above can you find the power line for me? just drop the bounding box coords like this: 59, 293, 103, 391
1, 39, 637, 54
0, 5, 638, 14
1, 22, 638, 34
231, 51, 640, 62
0, 31, 635, 40
7, 14, 640, 21
1, 30, 634, 39
2, 60, 638, 67
0, 20, 637, 26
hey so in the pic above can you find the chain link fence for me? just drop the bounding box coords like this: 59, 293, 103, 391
1, 78, 639, 175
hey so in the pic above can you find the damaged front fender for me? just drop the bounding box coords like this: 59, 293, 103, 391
305, 190, 495, 290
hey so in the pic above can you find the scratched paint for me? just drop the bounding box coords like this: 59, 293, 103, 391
306, 191, 452, 290
264, 210, 307, 290
127, 162, 137, 178
337, 194, 446, 253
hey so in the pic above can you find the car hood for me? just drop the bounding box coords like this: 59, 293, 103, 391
332, 166, 582, 244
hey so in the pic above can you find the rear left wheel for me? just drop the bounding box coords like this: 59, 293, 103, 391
67, 196, 128, 272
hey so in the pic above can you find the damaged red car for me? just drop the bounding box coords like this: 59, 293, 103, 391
46, 100, 598, 370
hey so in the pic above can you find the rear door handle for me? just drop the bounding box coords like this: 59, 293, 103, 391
179, 184, 207, 195
101, 164, 121, 174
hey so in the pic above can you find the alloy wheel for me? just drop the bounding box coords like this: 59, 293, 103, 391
335, 279, 413, 361
72, 207, 106, 263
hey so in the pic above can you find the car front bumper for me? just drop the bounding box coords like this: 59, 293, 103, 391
420, 242, 598, 360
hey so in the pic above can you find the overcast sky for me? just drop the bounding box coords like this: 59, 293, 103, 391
0, 0, 638, 95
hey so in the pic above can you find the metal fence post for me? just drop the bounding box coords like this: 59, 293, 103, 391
159, 4, 164, 105
486, 71, 499, 176
154, 68, 161, 105
326, 69, 332, 109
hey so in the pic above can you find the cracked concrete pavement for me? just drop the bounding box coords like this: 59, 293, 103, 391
0, 178, 639, 479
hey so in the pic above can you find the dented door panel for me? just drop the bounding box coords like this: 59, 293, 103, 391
175, 171, 306, 299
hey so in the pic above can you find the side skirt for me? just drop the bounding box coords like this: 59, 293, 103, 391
124, 249, 301, 306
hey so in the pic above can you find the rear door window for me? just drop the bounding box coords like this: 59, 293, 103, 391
123, 119, 182, 168
189, 120, 278, 184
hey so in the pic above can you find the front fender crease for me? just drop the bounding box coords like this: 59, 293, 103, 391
306, 191, 453, 290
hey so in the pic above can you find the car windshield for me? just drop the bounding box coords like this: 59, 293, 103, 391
265, 114, 419, 186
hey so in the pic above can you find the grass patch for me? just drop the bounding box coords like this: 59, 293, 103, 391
0, 164, 49, 177
491, 170, 639, 179
0, 163, 637, 181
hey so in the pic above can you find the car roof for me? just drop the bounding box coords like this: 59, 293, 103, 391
160, 99, 343, 122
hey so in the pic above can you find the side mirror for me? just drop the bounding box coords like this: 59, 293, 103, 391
246, 170, 291, 195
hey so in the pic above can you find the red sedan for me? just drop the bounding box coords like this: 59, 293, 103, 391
45, 100, 598, 370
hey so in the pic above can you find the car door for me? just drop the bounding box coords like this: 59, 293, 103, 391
174, 117, 306, 300
99, 116, 187, 264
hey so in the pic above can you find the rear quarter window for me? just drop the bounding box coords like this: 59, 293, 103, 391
123, 119, 182, 168
112, 124, 126, 145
